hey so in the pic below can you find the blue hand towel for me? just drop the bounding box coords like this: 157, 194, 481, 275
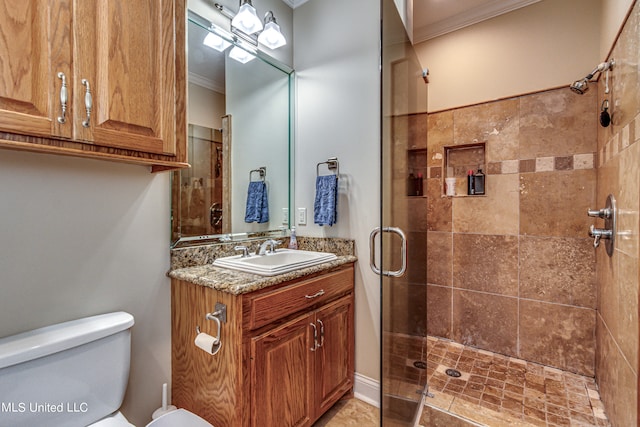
314, 175, 338, 226
245, 181, 269, 223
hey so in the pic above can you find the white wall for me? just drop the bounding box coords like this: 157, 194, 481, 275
0, 150, 171, 427
416, 0, 602, 112
393, 0, 414, 42
293, 0, 381, 382
188, 82, 225, 129
601, 0, 634, 59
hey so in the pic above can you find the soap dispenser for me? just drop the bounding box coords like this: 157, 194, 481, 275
288, 227, 298, 250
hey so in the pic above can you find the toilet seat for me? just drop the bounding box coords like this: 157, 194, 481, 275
87, 411, 135, 427
145, 409, 213, 427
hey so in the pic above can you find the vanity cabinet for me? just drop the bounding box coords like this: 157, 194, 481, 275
0, 0, 187, 171
252, 295, 353, 427
0, 0, 69, 139
172, 264, 355, 427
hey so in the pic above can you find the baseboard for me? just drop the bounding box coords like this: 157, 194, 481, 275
353, 373, 380, 408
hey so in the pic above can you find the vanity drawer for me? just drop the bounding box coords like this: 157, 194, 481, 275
247, 267, 353, 330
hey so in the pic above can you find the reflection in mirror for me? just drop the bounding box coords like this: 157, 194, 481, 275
179, 124, 227, 236
171, 9, 294, 247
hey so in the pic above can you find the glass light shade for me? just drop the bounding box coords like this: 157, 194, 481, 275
203, 32, 231, 52
257, 21, 286, 49
231, 3, 263, 35
229, 46, 255, 64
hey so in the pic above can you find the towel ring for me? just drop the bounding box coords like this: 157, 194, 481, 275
316, 157, 339, 177
250, 167, 266, 182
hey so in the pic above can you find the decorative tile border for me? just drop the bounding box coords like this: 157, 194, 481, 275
426, 153, 596, 178
599, 115, 639, 167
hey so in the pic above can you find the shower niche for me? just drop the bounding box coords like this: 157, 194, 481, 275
443, 142, 486, 197
406, 148, 427, 197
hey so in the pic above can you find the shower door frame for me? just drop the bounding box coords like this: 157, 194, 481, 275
378, 0, 430, 424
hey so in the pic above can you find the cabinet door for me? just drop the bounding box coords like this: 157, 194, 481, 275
251, 313, 315, 427
74, 0, 178, 155
0, 0, 72, 138
314, 295, 354, 418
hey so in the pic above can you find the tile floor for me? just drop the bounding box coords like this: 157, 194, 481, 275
316, 336, 612, 426
387, 335, 611, 427
313, 397, 379, 426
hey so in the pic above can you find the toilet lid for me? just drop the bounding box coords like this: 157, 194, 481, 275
145, 409, 213, 427
87, 411, 135, 427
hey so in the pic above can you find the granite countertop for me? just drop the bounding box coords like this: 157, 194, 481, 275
169, 255, 357, 295
169, 236, 357, 295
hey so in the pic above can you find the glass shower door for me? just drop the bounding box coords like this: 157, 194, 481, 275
377, 0, 429, 424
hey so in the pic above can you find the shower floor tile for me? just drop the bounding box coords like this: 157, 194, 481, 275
388, 335, 611, 427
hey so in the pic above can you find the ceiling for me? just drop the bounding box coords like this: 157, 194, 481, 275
412, 0, 541, 43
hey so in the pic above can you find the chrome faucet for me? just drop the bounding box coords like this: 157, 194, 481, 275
234, 245, 250, 258
257, 239, 281, 255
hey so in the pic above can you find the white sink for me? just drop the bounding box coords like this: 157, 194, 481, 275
213, 249, 337, 276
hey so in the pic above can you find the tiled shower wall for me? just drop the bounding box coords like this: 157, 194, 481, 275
418, 86, 599, 377
594, 1, 640, 425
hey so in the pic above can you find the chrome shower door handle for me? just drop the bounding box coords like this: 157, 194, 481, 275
369, 226, 407, 277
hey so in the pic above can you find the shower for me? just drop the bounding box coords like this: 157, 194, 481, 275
570, 59, 615, 94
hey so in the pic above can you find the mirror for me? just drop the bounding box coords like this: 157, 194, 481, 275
171, 9, 294, 247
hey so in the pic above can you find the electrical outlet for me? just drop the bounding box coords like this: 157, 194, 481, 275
297, 207, 307, 225
282, 208, 289, 225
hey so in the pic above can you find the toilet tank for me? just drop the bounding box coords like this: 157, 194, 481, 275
0, 312, 135, 427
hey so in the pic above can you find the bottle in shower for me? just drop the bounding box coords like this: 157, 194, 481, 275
467, 170, 475, 195
407, 170, 416, 196
474, 168, 485, 195
416, 173, 423, 196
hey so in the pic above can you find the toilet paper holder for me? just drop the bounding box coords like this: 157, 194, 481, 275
196, 302, 227, 342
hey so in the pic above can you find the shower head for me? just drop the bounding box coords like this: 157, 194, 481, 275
569, 60, 615, 95
570, 78, 589, 94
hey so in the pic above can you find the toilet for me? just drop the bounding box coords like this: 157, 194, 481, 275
0, 311, 212, 427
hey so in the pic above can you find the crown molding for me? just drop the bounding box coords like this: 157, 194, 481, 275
188, 71, 225, 94
414, 0, 541, 44
281, 0, 310, 9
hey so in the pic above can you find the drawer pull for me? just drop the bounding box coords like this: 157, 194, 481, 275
305, 290, 325, 299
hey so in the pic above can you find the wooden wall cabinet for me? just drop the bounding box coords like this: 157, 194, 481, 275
0, 0, 187, 171
172, 265, 355, 427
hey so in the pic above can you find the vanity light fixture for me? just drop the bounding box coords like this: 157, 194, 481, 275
217, 1, 287, 51
203, 30, 232, 52
257, 11, 286, 49
229, 46, 255, 64
231, 0, 263, 35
